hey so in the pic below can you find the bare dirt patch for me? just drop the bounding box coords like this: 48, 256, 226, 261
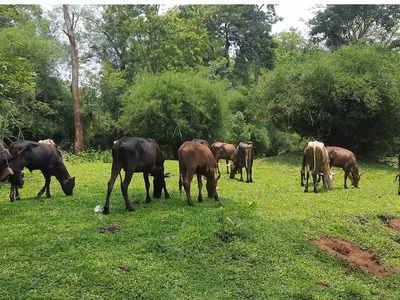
315, 282, 328, 289
378, 215, 400, 232
99, 225, 120, 233
312, 237, 394, 278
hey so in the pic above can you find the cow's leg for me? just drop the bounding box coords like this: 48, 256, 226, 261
226, 160, 229, 174
143, 173, 151, 203
163, 180, 170, 199
103, 167, 121, 215
344, 169, 349, 189
183, 172, 194, 206
10, 184, 15, 202
15, 186, 20, 200
37, 171, 51, 198
216, 159, 221, 175
45, 176, 52, 198
197, 173, 203, 202
312, 172, 318, 193
121, 171, 134, 211
304, 170, 309, 192
239, 168, 243, 181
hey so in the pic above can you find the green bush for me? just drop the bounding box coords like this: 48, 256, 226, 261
252, 44, 400, 155
120, 71, 233, 157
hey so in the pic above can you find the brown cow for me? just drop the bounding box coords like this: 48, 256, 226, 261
303, 141, 335, 193
0, 140, 13, 181
230, 141, 254, 182
178, 141, 220, 206
210, 141, 236, 174
326, 146, 360, 189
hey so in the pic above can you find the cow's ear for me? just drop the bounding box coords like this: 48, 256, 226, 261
16, 142, 40, 157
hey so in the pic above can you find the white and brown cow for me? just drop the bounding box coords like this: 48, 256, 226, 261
302, 141, 335, 193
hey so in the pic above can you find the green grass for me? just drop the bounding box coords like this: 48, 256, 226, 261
1, 153, 400, 299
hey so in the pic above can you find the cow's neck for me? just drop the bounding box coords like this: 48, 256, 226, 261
54, 163, 71, 183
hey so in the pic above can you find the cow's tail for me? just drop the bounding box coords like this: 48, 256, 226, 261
312, 143, 316, 174
112, 139, 123, 184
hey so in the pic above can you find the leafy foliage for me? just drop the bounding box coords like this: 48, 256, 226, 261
257, 44, 400, 154
309, 5, 400, 50
120, 71, 230, 156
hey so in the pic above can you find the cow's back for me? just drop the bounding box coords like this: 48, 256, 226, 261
179, 141, 216, 173
304, 141, 329, 173
10, 141, 62, 171
326, 146, 357, 168
114, 137, 164, 174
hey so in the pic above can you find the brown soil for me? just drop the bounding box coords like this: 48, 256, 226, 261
315, 282, 328, 289
99, 225, 120, 233
387, 218, 400, 232
312, 237, 394, 278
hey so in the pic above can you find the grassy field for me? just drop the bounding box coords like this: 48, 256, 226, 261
1, 153, 400, 299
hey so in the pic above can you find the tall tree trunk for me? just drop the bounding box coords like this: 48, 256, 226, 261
63, 5, 84, 154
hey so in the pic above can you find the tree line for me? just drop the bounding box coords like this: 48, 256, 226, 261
1, 4, 400, 157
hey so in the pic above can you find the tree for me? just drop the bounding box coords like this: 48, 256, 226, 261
254, 44, 400, 154
206, 5, 280, 85
309, 5, 400, 50
63, 5, 84, 153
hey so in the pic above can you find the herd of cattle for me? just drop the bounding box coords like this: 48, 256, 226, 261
0, 136, 394, 214
0, 137, 254, 214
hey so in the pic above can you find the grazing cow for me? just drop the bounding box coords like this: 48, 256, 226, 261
178, 141, 220, 206
210, 141, 236, 174
302, 141, 335, 193
192, 138, 210, 148
103, 137, 170, 215
0, 140, 13, 181
38, 139, 56, 146
230, 141, 254, 182
326, 146, 360, 189
8, 141, 75, 201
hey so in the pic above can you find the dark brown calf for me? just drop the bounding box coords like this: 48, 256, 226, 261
326, 146, 360, 188
230, 141, 254, 182
178, 141, 220, 206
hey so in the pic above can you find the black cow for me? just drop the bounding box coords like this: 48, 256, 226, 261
0, 140, 13, 181
103, 137, 170, 214
8, 141, 75, 201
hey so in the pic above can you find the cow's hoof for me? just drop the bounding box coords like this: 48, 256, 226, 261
188, 201, 193, 206
103, 207, 110, 215
398, 191, 400, 195
126, 207, 135, 212
16, 196, 20, 200
36, 193, 42, 198
145, 198, 152, 203
344, 186, 348, 189
304, 189, 308, 193
198, 196, 203, 202
46, 194, 51, 198
10, 198, 14, 202
165, 193, 170, 199
314, 190, 318, 193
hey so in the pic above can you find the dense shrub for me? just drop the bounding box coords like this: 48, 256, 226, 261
252, 44, 400, 154
120, 71, 234, 157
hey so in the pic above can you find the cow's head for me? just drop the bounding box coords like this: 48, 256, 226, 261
61, 176, 75, 195
207, 169, 221, 200
153, 172, 171, 198
349, 167, 360, 188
